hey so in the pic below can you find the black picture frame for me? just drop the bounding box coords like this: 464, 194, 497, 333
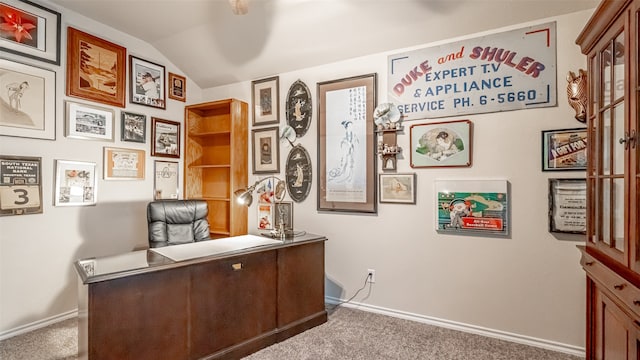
548, 178, 587, 234
541, 128, 587, 171
121, 111, 146, 143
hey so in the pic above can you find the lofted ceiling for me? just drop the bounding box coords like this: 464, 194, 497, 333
48, 0, 599, 90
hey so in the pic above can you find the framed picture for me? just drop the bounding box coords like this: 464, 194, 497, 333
103, 147, 145, 180
168, 72, 186, 102
121, 111, 146, 143
274, 201, 294, 230
154, 160, 179, 200
252, 126, 280, 174
0, 155, 42, 216
65, 100, 114, 141
541, 128, 587, 171
285, 144, 312, 203
317, 73, 377, 213
258, 203, 273, 230
0, 58, 55, 140
435, 179, 509, 236
66, 27, 126, 107
151, 118, 180, 158
285, 79, 312, 137
548, 178, 586, 234
252, 76, 279, 126
130, 55, 166, 109
0, 0, 61, 65
410, 120, 472, 168
379, 173, 416, 204
54, 160, 97, 206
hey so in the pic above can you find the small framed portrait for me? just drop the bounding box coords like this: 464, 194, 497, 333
151, 117, 180, 158
121, 111, 146, 143
168, 72, 186, 102
541, 128, 587, 171
379, 173, 416, 204
54, 160, 97, 206
410, 120, 472, 168
129, 55, 166, 109
252, 76, 279, 126
64, 101, 115, 141
103, 147, 145, 180
274, 201, 294, 231
252, 126, 280, 174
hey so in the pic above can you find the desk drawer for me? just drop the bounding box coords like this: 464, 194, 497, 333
581, 252, 640, 318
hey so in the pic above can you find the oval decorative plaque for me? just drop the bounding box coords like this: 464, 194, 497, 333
285, 80, 312, 138
285, 145, 312, 203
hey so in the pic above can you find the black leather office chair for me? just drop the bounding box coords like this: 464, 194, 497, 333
147, 200, 211, 248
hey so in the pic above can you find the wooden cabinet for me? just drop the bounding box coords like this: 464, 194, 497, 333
577, 1, 640, 358
184, 99, 248, 238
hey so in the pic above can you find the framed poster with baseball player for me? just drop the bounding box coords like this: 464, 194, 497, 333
0, 155, 42, 216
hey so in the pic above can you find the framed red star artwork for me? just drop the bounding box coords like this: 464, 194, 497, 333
0, 0, 61, 65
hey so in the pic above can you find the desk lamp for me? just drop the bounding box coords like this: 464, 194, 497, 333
234, 177, 289, 238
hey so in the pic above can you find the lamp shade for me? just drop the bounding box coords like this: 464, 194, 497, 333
234, 188, 254, 206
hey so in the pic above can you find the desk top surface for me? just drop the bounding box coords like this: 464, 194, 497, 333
75, 233, 327, 284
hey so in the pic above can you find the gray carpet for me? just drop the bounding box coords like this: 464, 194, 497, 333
0, 307, 583, 360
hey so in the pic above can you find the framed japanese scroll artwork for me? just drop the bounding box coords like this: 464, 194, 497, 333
317, 73, 377, 213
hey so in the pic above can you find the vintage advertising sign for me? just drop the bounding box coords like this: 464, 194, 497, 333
388, 22, 557, 120
0, 155, 43, 216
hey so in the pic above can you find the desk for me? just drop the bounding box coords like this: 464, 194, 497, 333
74, 233, 327, 360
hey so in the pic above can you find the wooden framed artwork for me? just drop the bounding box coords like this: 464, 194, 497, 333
252, 126, 280, 174
317, 73, 377, 213
54, 160, 97, 206
151, 117, 180, 158
64, 100, 114, 141
66, 27, 126, 107
103, 147, 145, 180
252, 76, 279, 126
0, 155, 42, 216
548, 178, 586, 234
121, 111, 146, 143
285, 144, 312, 203
410, 120, 472, 168
379, 173, 416, 204
0, 0, 61, 65
285, 79, 312, 137
541, 128, 587, 171
168, 72, 186, 102
0, 58, 55, 140
153, 160, 179, 200
130, 55, 166, 109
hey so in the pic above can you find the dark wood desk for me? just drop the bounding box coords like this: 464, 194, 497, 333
75, 234, 327, 360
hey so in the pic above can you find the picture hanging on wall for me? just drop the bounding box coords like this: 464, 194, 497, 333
154, 160, 179, 200
66, 27, 126, 108
0, 155, 42, 216
103, 146, 145, 180
54, 160, 97, 206
130, 55, 166, 109
252, 76, 279, 126
435, 179, 509, 236
151, 117, 180, 158
285, 144, 312, 203
548, 178, 586, 234
121, 111, 146, 143
410, 120, 472, 168
168, 72, 186, 102
0, 0, 61, 65
541, 128, 587, 171
65, 100, 114, 142
379, 173, 416, 204
0, 58, 56, 140
285, 79, 312, 137
252, 126, 280, 174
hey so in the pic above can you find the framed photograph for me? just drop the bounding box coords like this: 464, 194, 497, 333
65, 100, 114, 141
66, 27, 126, 107
541, 128, 587, 171
274, 201, 293, 230
317, 73, 377, 213
0, 155, 42, 216
151, 117, 180, 158
258, 203, 273, 230
54, 160, 97, 206
121, 111, 146, 143
154, 160, 179, 200
103, 147, 145, 180
252, 126, 280, 174
285, 144, 312, 203
410, 120, 472, 168
0, 58, 55, 140
0, 0, 61, 65
285, 79, 312, 137
379, 173, 416, 204
435, 179, 509, 236
130, 55, 166, 109
252, 76, 279, 126
168, 72, 186, 102
548, 178, 586, 234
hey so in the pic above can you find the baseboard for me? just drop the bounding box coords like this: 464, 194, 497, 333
0, 309, 78, 341
325, 296, 585, 357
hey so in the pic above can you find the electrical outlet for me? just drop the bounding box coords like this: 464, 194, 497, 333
367, 269, 376, 283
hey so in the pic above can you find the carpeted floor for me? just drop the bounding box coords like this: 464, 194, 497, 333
0, 306, 583, 360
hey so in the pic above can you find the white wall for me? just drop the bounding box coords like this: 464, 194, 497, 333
204, 10, 592, 353
0, 1, 203, 334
